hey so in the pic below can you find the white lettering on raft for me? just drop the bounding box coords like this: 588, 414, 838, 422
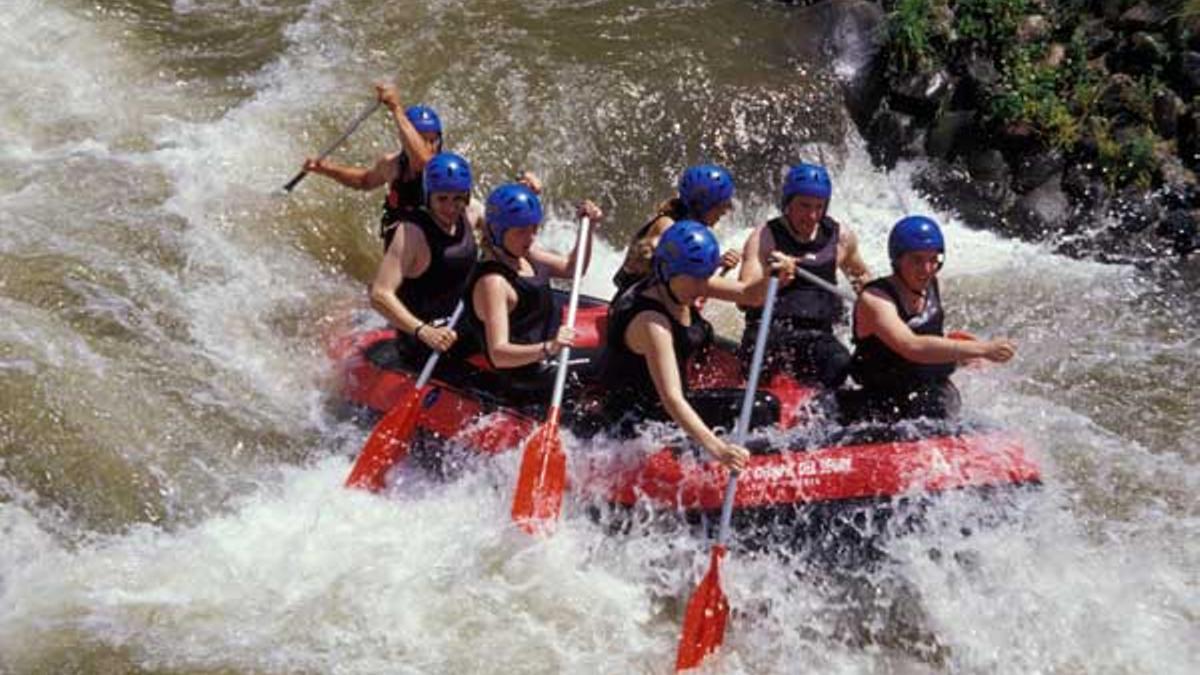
749, 456, 853, 483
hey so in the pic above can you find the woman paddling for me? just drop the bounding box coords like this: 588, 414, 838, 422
463, 183, 604, 404
598, 220, 793, 469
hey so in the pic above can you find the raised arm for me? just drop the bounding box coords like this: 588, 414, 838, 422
527, 200, 604, 278
628, 313, 749, 470
376, 84, 435, 171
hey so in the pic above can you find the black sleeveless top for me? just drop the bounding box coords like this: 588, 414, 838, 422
463, 259, 561, 377
745, 215, 842, 331
396, 208, 477, 323
599, 279, 714, 425
381, 153, 424, 231
850, 277, 955, 391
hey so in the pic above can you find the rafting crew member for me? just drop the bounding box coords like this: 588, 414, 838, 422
611, 164, 742, 296
300, 84, 442, 250
737, 162, 871, 389
368, 152, 480, 367
463, 183, 604, 404
598, 221, 795, 470
841, 215, 1016, 423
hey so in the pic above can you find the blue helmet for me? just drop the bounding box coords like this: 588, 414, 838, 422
653, 220, 721, 281
888, 215, 945, 265
678, 164, 735, 218
781, 162, 832, 208
422, 152, 472, 202
405, 105, 442, 135
485, 183, 543, 246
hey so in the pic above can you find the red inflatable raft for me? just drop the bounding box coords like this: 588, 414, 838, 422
330, 293, 1041, 539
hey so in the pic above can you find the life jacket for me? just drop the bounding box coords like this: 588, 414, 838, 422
599, 279, 714, 433
744, 215, 842, 333
395, 208, 477, 324
380, 153, 423, 237
850, 277, 955, 392
462, 258, 561, 380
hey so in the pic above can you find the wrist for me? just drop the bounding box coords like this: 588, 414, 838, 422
541, 341, 551, 358
414, 323, 426, 339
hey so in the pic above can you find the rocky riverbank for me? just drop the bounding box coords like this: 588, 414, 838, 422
811, 0, 1200, 265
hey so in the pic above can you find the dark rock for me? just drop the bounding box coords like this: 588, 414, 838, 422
1177, 106, 1200, 169
913, 162, 1013, 234
1157, 209, 1200, 256
1098, 73, 1143, 121
1082, 18, 1117, 58
953, 55, 999, 109
925, 109, 977, 160
1063, 162, 1108, 208
1122, 32, 1170, 75
1153, 88, 1184, 139
1016, 173, 1070, 229
889, 69, 954, 119
1118, 2, 1167, 32
967, 148, 1008, 183
995, 121, 1041, 156
1100, 0, 1124, 22
866, 107, 920, 169
1011, 148, 1066, 194
1174, 51, 1200, 98
825, 0, 888, 130
1113, 189, 1161, 234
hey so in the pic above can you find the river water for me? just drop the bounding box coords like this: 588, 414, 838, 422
1, 1, 1196, 673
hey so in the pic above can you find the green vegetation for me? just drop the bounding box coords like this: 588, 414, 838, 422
883, 0, 1174, 189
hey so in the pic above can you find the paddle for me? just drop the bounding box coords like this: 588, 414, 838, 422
283, 100, 382, 192
345, 301, 465, 492
511, 215, 591, 534
675, 273, 781, 672
793, 265, 857, 303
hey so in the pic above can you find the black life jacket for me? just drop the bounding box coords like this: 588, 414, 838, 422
599, 279, 713, 429
850, 277, 955, 391
396, 208, 477, 324
463, 258, 561, 378
380, 153, 424, 234
745, 215, 842, 332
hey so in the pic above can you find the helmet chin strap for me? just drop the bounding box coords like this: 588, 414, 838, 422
653, 265, 685, 306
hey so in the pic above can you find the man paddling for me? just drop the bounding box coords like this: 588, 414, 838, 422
737, 162, 871, 388
842, 215, 1016, 422
300, 84, 443, 250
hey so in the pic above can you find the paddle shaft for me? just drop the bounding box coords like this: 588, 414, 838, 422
716, 275, 780, 545
793, 265, 857, 303
548, 216, 590, 410
283, 100, 383, 192
415, 301, 465, 387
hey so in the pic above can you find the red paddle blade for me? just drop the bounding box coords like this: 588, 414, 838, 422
675, 545, 729, 672
345, 388, 423, 491
511, 420, 567, 534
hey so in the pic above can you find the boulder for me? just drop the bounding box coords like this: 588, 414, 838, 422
1011, 148, 1065, 194
1118, 2, 1167, 32
925, 109, 977, 160
866, 107, 922, 169
1153, 88, 1184, 139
